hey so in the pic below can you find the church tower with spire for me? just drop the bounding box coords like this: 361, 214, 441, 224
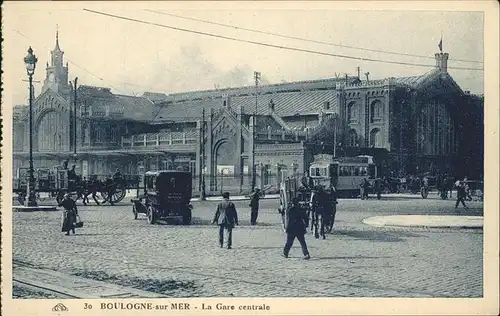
42, 26, 70, 96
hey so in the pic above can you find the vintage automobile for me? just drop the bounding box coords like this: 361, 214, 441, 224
131, 170, 193, 225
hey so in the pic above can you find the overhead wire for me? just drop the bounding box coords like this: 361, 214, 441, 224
144, 9, 483, 65
83, 9, 484, 71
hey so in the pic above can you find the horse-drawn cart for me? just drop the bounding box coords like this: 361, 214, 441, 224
13, 167, 69, 205
13, 167, 140, 206
278, 177, 336, 239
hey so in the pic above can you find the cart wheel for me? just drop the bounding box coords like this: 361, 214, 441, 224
182, 208, 192, 225
147, 206, 155, 224
133, 205, 138, 220
112, 188, 126, 203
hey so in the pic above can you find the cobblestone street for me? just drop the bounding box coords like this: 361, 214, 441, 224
13, 195, 483, 298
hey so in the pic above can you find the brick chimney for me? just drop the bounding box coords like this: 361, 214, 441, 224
435, 52, 449, 73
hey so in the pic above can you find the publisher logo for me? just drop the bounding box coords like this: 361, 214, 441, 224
52, 303, 69, 312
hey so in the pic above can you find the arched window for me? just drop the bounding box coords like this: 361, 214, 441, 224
370, 128, 382, 148
348, 129, 358, 147
370, 100, 383, 123
347, 102, 357, 123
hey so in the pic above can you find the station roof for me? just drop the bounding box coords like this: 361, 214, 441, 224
69, 69, 466, 125
76, 77, 352, 123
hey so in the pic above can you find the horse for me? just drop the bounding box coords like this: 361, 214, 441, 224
79, 177, 105, 205
309, 186, 336, 239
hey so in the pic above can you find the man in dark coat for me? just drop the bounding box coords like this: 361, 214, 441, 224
213, 192, 239, 249
374, 178, 382, 200
455, 181, 469, 210
360, 178, 370, 199
67, 165, 77, 192
249, 188, 262, 225
59, 194, 78, 235
102, 175, 116, 206
283, 197, 310, 260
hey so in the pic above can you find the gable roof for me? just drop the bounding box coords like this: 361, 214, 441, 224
390, 69, 464, 95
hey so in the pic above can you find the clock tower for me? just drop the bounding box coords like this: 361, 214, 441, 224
42, 27, 70, 97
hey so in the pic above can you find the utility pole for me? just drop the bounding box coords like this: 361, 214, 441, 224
356, 67, 361, 79
201, 108, 206, 200
251, 71, 261, 191
333, 115, 337, 158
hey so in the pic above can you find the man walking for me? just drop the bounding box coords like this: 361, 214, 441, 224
455, 181, 469, 210
249, 188, 262, 225
283, 197, 310, 260
213, 192, 239, 249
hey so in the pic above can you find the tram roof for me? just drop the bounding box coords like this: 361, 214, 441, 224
144, 170, 192, 176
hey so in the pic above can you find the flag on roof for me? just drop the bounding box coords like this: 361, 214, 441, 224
438, 37, 443, 53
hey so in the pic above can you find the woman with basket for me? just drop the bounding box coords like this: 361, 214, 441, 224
60, 193, 82, 235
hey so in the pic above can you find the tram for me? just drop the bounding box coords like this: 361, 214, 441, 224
309, 154, 377, 197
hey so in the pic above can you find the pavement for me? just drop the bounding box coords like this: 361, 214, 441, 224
363, 215, 483, 229
14, 264, 163, 298
12, 197, 484, 298
13, 205, 58, 212
14, 191, 482, 231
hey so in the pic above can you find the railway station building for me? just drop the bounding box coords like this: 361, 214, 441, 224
13, 33, 484, 193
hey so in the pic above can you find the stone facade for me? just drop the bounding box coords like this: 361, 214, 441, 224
12, 33, 484, 192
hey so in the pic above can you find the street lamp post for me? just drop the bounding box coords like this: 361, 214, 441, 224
24, 46, 38, 207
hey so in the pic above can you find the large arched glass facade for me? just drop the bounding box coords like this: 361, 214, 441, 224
37, 111, 69, 152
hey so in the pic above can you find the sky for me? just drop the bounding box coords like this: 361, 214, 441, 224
3, 2, 485, 106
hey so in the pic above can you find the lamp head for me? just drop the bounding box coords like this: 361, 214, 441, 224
24, 46, 38, 76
